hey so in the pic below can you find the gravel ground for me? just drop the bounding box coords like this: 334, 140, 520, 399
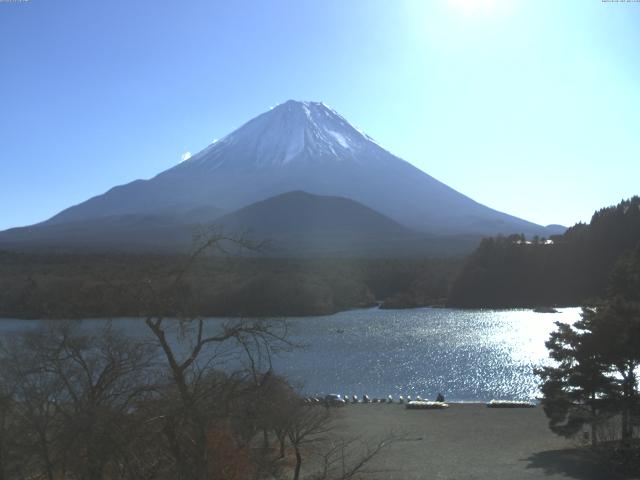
314, 403, 636, 480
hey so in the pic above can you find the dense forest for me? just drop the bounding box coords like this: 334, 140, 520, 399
0, 252, 460, 319
448, 196, 640, 308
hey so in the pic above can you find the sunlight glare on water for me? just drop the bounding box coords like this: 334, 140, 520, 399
273, 307, 582, 401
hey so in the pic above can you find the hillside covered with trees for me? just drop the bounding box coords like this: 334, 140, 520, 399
448, 197, 640, 308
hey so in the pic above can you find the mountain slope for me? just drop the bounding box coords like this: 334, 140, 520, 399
41, 100, 559, 237
0, 214, 195, 252
214, 191, 432, 256
0, 191, 482, 256
216, 190, 412, 237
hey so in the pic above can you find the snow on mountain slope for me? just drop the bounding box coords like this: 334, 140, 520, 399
173, 100, 393, 170
40, 100, 556, 237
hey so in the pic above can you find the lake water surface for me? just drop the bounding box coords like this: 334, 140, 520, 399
0, 307, 581, 402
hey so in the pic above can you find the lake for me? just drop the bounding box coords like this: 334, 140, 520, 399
0, 307, 581, 402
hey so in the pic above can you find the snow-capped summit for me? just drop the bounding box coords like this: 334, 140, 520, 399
176, 100, 389, 170
36, 100, 559, 238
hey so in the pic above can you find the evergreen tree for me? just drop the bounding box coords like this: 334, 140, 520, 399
536, 310, 615, 446
538, 245, 640, 446
589, 298, 640, 442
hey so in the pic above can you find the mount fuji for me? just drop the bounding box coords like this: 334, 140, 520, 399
0, 100, 562, 254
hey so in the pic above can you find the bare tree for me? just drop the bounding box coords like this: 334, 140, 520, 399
286, 404, 334, 480
0, 328, 68, 480
126, 231, 293, 479
312, 433, 405, 480
0, 384, 18, 480
0, 322, 157, 480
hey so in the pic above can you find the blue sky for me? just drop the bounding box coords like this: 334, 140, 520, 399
1, 0, 639, 230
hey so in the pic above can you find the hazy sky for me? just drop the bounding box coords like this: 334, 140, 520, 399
1, 0, 639, 230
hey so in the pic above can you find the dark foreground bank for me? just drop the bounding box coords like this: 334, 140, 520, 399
319, 404, 633, 480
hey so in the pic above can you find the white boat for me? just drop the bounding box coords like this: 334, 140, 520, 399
486, 400, 535, 408
405, 400, 449, 410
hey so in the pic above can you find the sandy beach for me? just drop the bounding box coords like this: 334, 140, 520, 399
316, 403, 635, 480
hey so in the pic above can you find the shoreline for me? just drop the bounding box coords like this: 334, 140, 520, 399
0, 304, 581, 321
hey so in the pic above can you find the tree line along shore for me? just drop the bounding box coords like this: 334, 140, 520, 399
0, 253, 457, 319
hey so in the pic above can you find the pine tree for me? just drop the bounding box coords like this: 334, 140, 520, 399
537, 245, 640, 446
536, 310, 614, 446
